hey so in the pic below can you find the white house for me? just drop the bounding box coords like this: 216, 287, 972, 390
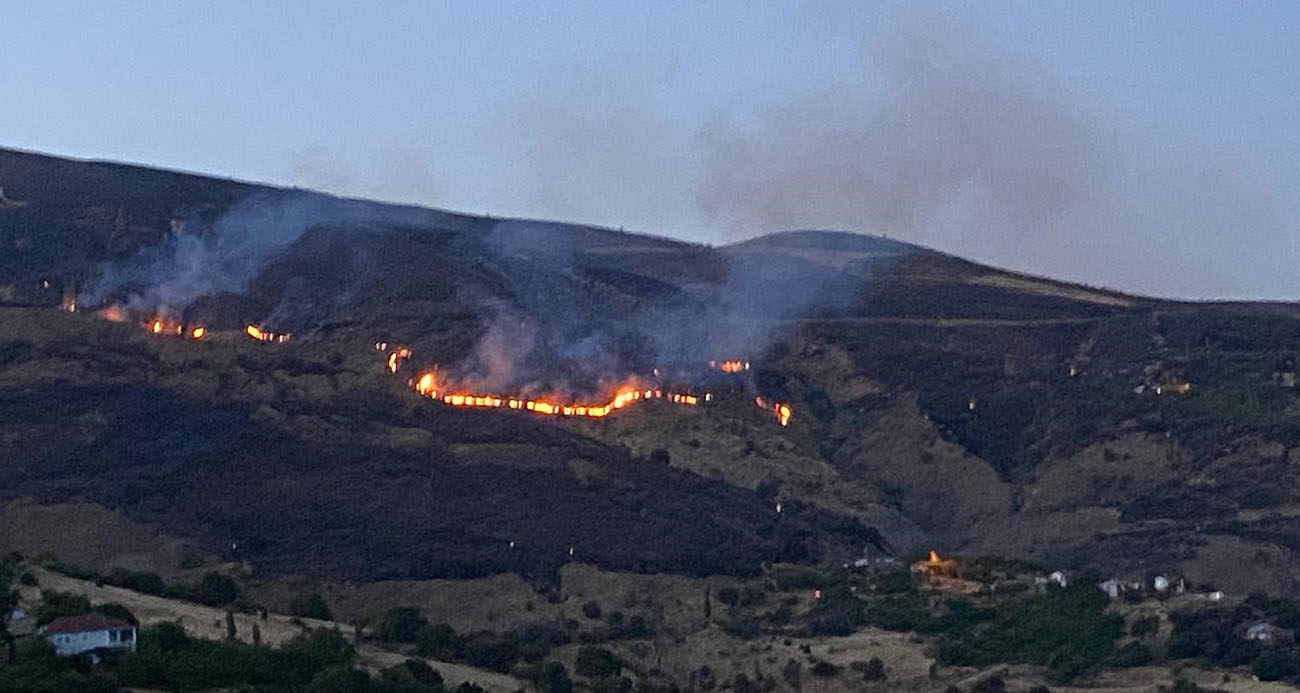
41, 613, 136, 656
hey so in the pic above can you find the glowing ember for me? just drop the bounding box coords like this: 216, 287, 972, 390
386, 347, 411, 373
412, 373, 705, 420
97, 305, 127, 323
245, 324, 290, 343
709, 359, 750, 373
755, 397, 793, 427
189, 326, 207, 341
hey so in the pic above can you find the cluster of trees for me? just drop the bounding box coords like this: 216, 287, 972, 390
0, 622, 482, 693
1167, 595, 1300, 682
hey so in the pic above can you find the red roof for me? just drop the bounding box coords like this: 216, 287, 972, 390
43, 613, 133, 634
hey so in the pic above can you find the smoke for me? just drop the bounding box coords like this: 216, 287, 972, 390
288, 146, 440, 207
87, 191, 442, 320
694, 9, 1291, 298
476, 7, 1292, 299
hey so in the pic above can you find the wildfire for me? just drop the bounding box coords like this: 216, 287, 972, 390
413, 373, 706, 420
755, 397, 793, 427
245, 324, 290, 344
386, 347, 411, 373
403, 350, 789, 427
143, 316, 208, 341
97, 305, 127, 323
709, 359, 750, 373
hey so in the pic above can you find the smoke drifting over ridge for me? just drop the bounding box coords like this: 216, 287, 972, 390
484, 9, 1292, 300
693, 10, 1288, 298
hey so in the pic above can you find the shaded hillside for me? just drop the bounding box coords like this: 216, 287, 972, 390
7, 147, 1300, 595
0, 309, 878, 582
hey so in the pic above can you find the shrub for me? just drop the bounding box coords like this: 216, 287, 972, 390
536, 661, 574, 693
1108, 641, 1153, 668
716, 587, 739, 607
377, 607, 428, 643
861, 656, 885, 681
809, 660, 841, 678
109, 570, 166, 595
1130, 615, 1160, 638
937, 581, 1122, 683
35, 590, 92, 625
972, 675, 1006, 693
575, 646, 622, 679
414, 622, 458, 658
18, 572, 36, 586
721, 610, 760, 640
289, 592, 333, 620
582, 601, 602, 619
1253, 649, 1300, 681
196, 572, 239, 606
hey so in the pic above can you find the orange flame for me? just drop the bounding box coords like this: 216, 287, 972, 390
386, 348, 411, 373
245, 324, 290, 343
97, 305, 127, 323
755, 397, 793, 427
709, 359, 750, 373
413, 373, 704, 420
189, 326, 207, 341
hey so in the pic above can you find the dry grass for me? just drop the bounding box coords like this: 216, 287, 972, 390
14, 566, 528, 693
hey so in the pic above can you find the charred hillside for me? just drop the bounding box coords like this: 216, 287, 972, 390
6, 147, 1300, 595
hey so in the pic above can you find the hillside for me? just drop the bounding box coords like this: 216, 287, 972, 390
5, 146, 1300, 604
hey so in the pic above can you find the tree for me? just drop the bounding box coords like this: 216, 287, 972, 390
575, 646, 622, 679
862, 656, 886, 681
290, 592, 333, 620
377, 607, 428, 643
414, 623, 458, 659
537, 661, 574, 693
197, 573, 238, 606
1254, 649, 1300, 681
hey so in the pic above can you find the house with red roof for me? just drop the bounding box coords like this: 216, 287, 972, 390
40, 613, 136, 656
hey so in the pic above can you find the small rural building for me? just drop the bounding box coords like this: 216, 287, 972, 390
41, 613, 137, 656
1246, 622, 1293, 646
1099, 579, 1124, 599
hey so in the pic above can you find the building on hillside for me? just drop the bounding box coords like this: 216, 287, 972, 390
1099, 579, 1124, 599
41, 613, 137, 656
6, 608, 34, 637
1246, 622, 1293, 646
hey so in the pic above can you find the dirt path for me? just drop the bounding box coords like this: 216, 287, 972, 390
16, 566, 528, 693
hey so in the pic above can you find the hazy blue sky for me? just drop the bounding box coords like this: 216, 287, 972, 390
1, 1, 1297, 299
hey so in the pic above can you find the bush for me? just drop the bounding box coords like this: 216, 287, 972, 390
721, 610, 760, 640
861, 656, 885, 681
936, 581, 1122, 683
809, 660, 840, 678
34, 590, 92, 625
807, 585, 867, 636
1108, 641, 1153, 668
289, 592, 333, 620
536, 661, 574, 693
414, 622, 458, 658
96, 602, 139, 626
972, 675, 1006, 693
582, 601, 602, 619
1130, 615, 1160, 638
377, 607, 428, 643
196, 572, 239, 606
18, 572, 36, 586
1253, 649, 1300, 681
575, 646, 622, 679
109, 569, 166, 595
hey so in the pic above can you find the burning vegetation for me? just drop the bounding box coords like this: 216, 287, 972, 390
390, 346, 791, 426
244, 324, 290, 343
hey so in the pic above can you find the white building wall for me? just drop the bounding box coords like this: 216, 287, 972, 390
46, 628, 136, 656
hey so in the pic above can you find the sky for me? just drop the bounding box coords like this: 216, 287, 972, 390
0, 1, 1297, 299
